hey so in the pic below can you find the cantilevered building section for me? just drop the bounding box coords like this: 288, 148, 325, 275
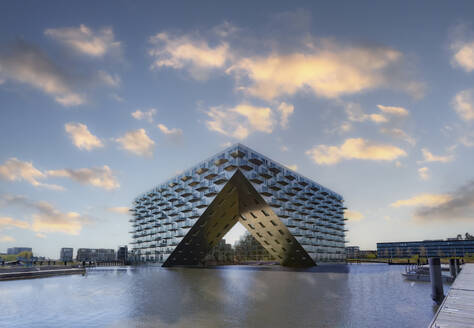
130, 144, 347, 267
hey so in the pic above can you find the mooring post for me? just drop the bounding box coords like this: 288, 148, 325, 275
455, 258, 461, 274
429, 257, 444, 304
449, 258, 457, 279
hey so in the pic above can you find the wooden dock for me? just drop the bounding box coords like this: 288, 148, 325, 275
429, 263, 474, 328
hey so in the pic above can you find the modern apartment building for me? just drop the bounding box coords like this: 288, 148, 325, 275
60, 247, 73, 262
76, 248, 115, 262
130, 144, 347, 266
377, 239, 474, 258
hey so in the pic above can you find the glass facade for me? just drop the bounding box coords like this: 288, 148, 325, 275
130, 144, 347, 266
377, 239, 474, 258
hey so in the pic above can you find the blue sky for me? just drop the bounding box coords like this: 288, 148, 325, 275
1, 1, 474, 258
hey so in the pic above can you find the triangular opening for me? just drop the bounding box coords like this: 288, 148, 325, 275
163, 170, 314, 267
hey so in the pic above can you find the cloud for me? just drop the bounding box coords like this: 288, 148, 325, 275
452, 41, 474, 72
0, 41, 85, 106
0, 194, 89, 235
36, 233, 46, 239
157, 124, 183, 139
418, 167, 430, 180
0, 217, 30, 230
420, 148, 454, 163
45, 24, 121, 57
452, 88, 474, 121
277, 102, 294, 128
345, 103, 387, 124
115, 129, 155, 157
0, 158, 63, 190
390, 193, 452, 208
413, 180, 474, 221
97, 70, 121, 87
31, 201, 85, 235
344, 210, 364, 221
47, 165, 119, 190
205, 103, 275, 139
380, 128, 416, 146
450, 24, 474, 72
376, 105, 409, 116
107, 207, 130, 215
228, 41, 423, 100
65, 122, 104, 151
306, 138, 407, 165
131, 109, 157, 123
149, 32, 230, 80
285, 164, 298, 171
0, 235, 15, 242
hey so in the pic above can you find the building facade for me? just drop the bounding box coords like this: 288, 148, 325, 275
130, 144, 347, 266
377, 239, 474, 258
76, 248, 115, 262
117, 246, 128, 262
345, 246, 360, 259
7, 247, 32, 255
60, 248, 73, 262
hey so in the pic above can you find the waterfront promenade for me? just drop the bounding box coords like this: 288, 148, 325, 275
429, 263, 474, 328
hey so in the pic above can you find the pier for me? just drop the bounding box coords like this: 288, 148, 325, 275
429, 263, 474, 328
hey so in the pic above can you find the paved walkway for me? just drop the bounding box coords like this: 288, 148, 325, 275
429, 263, 474, 328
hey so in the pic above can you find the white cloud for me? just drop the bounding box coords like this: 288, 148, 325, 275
228, 42, 423, 100
380, 128, 416, 146
0, 216, 30, 230
31, 201, 85, 235
0, 195, 89, 235
344, 210, 364, 221
115, 129, 155, 157
97, 70, 121, 87
65, 122, 104, 151
157, 124, 183, 138
277, 102, 294, 129
345, 103, 387, 124
47, 165, 119, 190
390, 193, 452, 208
107, 207, 130, 215
418, 167, 430, 180
420, 148, 454, 163
376, 105, 409, 116
452, 88, 474, 121
149, 32, 230, 80
36, 233, 46, 239
131, 109, 156, 123
0, 42, 85, 106
0, 235, 15, 242
451, 27, 474, 72
306, 138, 407, 165
45, 24, 121, 57
205, 103, 275, 139
0, 158, 63, 190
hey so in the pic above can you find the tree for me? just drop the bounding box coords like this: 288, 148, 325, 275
465, 232, 474, 240
17, 251, 33, 259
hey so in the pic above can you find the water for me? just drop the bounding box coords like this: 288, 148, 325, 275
0, 264, 441, 328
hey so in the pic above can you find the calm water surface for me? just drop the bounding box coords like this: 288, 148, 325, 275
0, 263, 443, 328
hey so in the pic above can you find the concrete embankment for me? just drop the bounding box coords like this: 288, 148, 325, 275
0, 267, 85, 281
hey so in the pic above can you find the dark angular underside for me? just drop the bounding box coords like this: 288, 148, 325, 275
163, 170, 315, 267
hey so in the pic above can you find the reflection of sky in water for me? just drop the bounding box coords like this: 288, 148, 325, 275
0, 264, 438, 328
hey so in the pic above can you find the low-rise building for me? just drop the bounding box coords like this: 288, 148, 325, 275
76, 248, 115, 262
60, 248, 73, 262
377, 238, 474, 258
345, 246, 360, 259
7, 247, 32, 255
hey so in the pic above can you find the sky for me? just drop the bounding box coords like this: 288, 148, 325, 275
1, 1, 474, 258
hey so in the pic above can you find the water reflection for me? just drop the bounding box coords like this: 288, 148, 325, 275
0, 264, 436, 328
